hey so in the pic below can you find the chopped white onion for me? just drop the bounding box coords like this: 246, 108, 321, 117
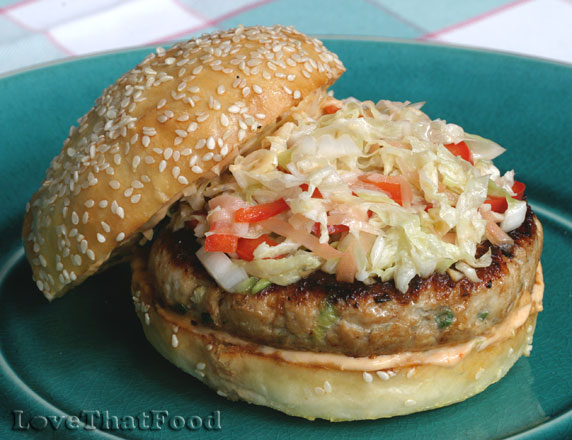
501, 199, 527, 232
196, 247, 249, 292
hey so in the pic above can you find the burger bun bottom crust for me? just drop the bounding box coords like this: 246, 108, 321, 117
131, 251, 542, 421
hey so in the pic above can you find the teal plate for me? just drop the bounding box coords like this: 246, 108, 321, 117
1, 39, 572, 440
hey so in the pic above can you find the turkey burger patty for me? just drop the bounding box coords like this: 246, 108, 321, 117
149, 203, 542, 357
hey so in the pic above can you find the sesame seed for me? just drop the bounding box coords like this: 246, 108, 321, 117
293, 90, 301, 99
228, 105, 240, 113
206, 136, 215, 150
99, 200, 108, 208
220, 113, 229, 127
197, 362, 206, 370
181, 148, 192, 156
84, 199, 95, 208
172, 334, 179, 348
116, 207, 125, 219
73, 255, 82, 266
71, 212, 79, 225
132, 179, 144, 189
101, 221, 111, 233
87, 250, 95, 261
174, 137, 183, 146
178, 176, 188, 185
144, 156, 155, 164
191, 66, 203, 75
197, 113, 209, 122
314, 387, 325, 395
109, 180, 120, 190
283, 85, 292, 95
116, 232, 125, 242
175, 130, 187, 138
157, 115, 168, 123
238, 129, 246, 141
132, 156, 141, 169
242, 87, 251, 97
524, 344, 533, 356
187, 122, 198, 132
142, 136, 150, 147
255, 113, 266, 120
144, 313, 150, 326
177, 113, 190, 122
253, 84, 263, 94
159, 160, 167, 172
157, 99, 167, 109
363, 372, 373, 383
202, 152, 213, 162
376, 371, 390, 381
217, 85, 225, 95
191, 165, 203, 173
97, 233, 106, 243
323, 381, 332, 393
172, 166, 181, 178
131, 194, 141, 204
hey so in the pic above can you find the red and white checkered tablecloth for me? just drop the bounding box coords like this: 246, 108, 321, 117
1, 0, 571, 75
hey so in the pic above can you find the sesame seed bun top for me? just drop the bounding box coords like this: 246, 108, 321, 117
22, 25, 345, 300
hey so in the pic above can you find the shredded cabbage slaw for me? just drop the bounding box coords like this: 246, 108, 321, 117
176, 98, 527, 293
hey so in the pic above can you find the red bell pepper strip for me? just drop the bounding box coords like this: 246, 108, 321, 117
235, 198, 289, 223
512, 181, 526, 200
359, 176, 403, 205
205, 234, 238, 253
484, 196, 508, 213
444, 141, 474, 165
236, 235, 278, 261
323, 104, 341, 114
300, 183, 323, 199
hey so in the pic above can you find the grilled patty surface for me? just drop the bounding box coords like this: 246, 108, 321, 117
148, 205, 542, 357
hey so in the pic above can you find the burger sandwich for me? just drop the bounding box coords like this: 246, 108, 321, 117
23, 25, 543, 421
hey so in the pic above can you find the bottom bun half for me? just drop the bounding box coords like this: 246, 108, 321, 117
130, 251, 543, 421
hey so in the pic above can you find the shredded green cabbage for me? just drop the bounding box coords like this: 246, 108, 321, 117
184, 98, 524, 292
